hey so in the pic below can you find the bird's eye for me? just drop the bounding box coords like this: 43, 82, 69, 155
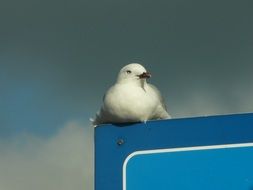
126, 70, 132, 74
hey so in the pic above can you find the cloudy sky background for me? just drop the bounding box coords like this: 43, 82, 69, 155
1, 0, 253, 190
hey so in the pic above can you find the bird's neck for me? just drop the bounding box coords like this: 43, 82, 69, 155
117, 79, 147, 91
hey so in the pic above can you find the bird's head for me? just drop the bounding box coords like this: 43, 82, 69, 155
116, 63, 151, 85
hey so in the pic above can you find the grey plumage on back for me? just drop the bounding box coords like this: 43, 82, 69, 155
92, 63, 171, 125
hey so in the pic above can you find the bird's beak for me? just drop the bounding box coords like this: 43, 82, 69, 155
138, 72, 151, 79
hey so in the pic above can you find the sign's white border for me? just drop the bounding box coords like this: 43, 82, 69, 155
123, 142, 253, 190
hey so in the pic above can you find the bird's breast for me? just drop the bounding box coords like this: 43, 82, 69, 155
103, 84, 158, 121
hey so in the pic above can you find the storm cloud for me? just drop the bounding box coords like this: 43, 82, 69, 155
0, 0, 253, 190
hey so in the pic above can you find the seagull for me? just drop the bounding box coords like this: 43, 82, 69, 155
92, 63, 171, 125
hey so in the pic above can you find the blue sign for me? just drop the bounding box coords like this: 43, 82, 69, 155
95, 113, 253, 190
124, 143, 253, 190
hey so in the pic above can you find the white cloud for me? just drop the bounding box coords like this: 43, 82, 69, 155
169, 86, 253, 118
0, 122, 94, 190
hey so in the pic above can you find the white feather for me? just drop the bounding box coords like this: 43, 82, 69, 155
93, 63, 171, 125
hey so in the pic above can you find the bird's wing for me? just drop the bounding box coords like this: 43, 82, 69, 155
148, 84, 171, 119
93, 87, 114, 125
148, 84, 168, 111
92, 91, 107, 125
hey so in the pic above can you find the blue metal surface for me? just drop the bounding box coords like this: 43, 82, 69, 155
95, 113, 253, 190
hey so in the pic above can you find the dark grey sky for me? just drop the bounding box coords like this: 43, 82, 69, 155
1, 0, 253, 135
0, 1, 252, 189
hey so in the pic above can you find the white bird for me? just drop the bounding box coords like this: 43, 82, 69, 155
92, 63, 171, 125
